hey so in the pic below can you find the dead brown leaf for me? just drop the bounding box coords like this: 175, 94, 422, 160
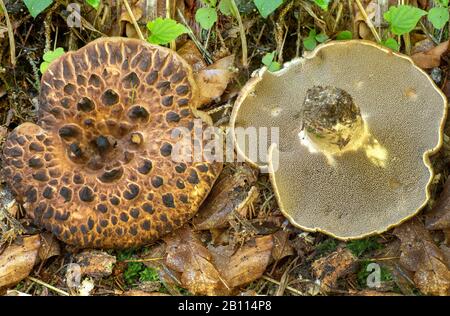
0, 235, 41, 289
411, 41, 449, 69
38, 232, 60, 262
209, 235, 273, 288
426, 177, 450, 231
74, 250, 116, 278
177, 41, 207, 72
394, 218, 450, 296
311, 247, 357, 292
164, 226, 229, 295
271, 230, 294, 261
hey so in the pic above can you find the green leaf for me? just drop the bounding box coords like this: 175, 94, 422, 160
253, 0, 283, 18
146, 18, 188, 45
303, 29, 317, 51
195, 7, 218, 29
262, 52, 281, 72
313, 0, 331, 11
315, 32, 328, 43
437, 0, 449, 7
23, 0, 53, 18
85, 0, 100, 10
428, 7, 449, 29
336, 30, 353, 40
40, 47, 65, 73
382, 38, 400, 51
219, 0, 232, 16
383, 5, 427, 35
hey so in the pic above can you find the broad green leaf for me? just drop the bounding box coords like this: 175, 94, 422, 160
253, 0, 283, 18
384, 5, 427, 35
382, 38, 400, 51
40, 47, 65, 73
85, 0, 100, 10
146, 18, 188, 45
195, 7, 218, 29
336, 30, 353, 40
262, 52, 281, 72
437, 0, 449, 7
303, 29, 318, 51
428, 7, 449, 29
315, 32, 328, 43
23, 0, 53, 18
219, 0, 233, 16
314, 0, 330, 11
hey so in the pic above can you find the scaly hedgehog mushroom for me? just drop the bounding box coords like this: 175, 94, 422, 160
230, 40, 447, 240
2, 37, 222, 248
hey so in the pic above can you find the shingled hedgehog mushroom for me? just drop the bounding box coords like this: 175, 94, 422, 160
2, 37, 222, 248
231, 40, 447, 240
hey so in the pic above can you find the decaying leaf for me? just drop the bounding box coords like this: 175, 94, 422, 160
209, 235, 273, 288
177, 41, 208, 72
394, 218, 450, 296
411, 40, 449, 69
74, 250, 116, 278
311, 247, 357, 292
164, 226, 229, 295
38, 232, 60, 262
0, 235, 41, 289
193, 163, 259, 230
271, 230, 294, 261
426, 177, 450, 231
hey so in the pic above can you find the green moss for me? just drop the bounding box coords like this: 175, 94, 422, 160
316, 239, 338, 255
346, 237, 383, 257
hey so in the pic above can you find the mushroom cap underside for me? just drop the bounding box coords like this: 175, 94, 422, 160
231, 40, 447, 239
2, 37, 222, 248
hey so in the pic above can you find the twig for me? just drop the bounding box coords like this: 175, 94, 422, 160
0, 0, 16, 66
166, 0, 176, 50
230, 0, 248, 68
355, 0, 381, 43
122, 0, 145, 41
27, 276, 70, 296
262, 275, 305, 296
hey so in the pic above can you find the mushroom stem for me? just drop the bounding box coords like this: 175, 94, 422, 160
301, 86, 365, 154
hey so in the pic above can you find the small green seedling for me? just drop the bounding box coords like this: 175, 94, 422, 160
253, 0, 283, 19
313, 0, 331, 11
40, 47, 65, 74
146, 18, 188, 45
384, 5, 427, 35
23, 0, 53, 18
303, 29, 328, 51
262, 52, 281, 72
427, 0, 449, 29
196, 0, 218, 30
382, 38, 400, 51
85, 0, 101, 10
316, 239, 338, 256
336, 30, 353, 40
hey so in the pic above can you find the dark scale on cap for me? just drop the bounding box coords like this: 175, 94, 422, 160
141, 220, 151, 231
33, 170, 49, 182
11, 159, 24, 168
52, 225, 63, 236
55, 211, 70, 221
79, 186, 95, 202
187, 169, 200, 185
64, 83, 76, 95
80, 225, 88, 234
138, 160, 152, 174
124, 183, 140, 200
89, 74, 102, 87
180, 109, 190, 117
146, 71, 158, 85
142, 203, 154, 214
175, 163, 187, 173
26, 187, 37, 203
162, 193, 175, 208
13, 174, 22, 184
128, 105, 149, 121
70, 226, 78, 234
159, 213, 169, 223
60, 187, 72, 202
87, 218, 95, 230
130, 226, 138, 236
178, 98, 189, 106
147, 193, 154, 200
122, 72, 140, 89
100, 220, 108, 228
111, 215, 118, 225
151, 176, 163, 188
73, 174, 84, 184
115, 227, 124, 236
176, 85, 189, 96
120, 212, 129, 222
160, 143, 172, 157
162, 96, 173, 107
77, 97, 95, 112
196, 164, 209, 173
97, 204, 108, 213
110, 196, 120, 206
28, 157, 44, 168
176, 179, 185, 189
166, 111, 180, 123
43, 186, 54, 199
101, 89, 119, 106
7, 147, 23, 157
42, 206, 55, 219
130, 208, 140, 218
180, 194, 189, 204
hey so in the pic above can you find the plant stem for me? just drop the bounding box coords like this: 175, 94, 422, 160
0, 0, 16, 66
355, 0, 382, 43
230, 0, 248, 68
122, 0, 145, 41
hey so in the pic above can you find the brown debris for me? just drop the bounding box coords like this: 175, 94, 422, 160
426, 177, 450, 231
411, 40, 449, 69
271, 230, 294, 261
394, 218, 450, 296
0, 235, 41, 289
38, 232, 60, 262
74, 250, 116, 278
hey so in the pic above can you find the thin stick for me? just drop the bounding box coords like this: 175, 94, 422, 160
230, 0, 248, 68
122, 0, 145, 41
27, 276, 70, 296
0, 0, 16, 66
355, 0, 381, 43
166, 0, 176, 50
262, 275, 305, 296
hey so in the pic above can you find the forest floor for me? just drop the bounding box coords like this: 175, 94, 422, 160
0, 0, 450, 296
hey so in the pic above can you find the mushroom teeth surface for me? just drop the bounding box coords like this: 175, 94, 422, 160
2, 37, 222, 248
230, 40, 447, 240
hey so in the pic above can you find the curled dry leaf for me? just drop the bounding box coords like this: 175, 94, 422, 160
177, 41, 207, 72
38, 232, 60, 262
426, 177, 450, 231
164, 226, 229, 295
394, 218, 450, 296
209, 235, 274, 288
311, 248, 357, 292
271, 230, 294, 261
0, 235, 41, 289
74, 250, 117, 278
411, 41, 449, 69
193, 163, 258, 230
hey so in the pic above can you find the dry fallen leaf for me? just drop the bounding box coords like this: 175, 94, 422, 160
74, 250, 116, 278
426, 177, 450, 231
164, 226, 229, 295
177, 41, 208, 72
209, 235, 273, 288
38, 232, 60, 262
311, 247, 357, 292
411, 41, 449, 69
0, 235, 41, 289
271, 230, 294, 261
394, 218, 450, 296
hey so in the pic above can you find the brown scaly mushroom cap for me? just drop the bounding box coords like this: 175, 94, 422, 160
230, 40, 447, 240
2, 37, 222, 248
